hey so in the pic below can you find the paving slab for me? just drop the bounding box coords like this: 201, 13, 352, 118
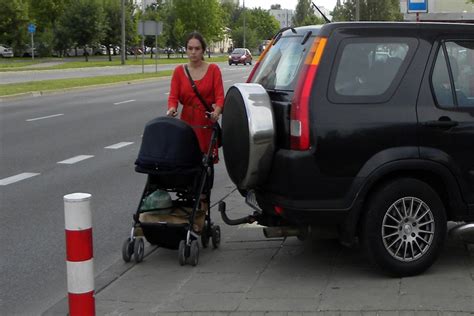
45, 189, 474, 315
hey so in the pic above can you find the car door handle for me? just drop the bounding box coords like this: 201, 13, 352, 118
423, 119, 458, 128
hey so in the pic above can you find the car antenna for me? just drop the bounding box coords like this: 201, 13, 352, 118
311, 2, 331, 23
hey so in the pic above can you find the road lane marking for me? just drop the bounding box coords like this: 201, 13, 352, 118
105, 142, 134, 149
113, 99, 135, 105
165, 92, 170, 95
58, 155, 94, 164
26, 113, 64, 122
224, 80, 232, 82
242, 76, 248, 79
0, 173, 40, 186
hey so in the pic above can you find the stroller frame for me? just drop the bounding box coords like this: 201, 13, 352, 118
122, 122, 221, 266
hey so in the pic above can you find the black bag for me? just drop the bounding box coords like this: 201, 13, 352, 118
184, 65, 223, 148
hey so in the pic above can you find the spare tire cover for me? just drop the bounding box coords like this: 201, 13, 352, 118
222, 83, 275, 189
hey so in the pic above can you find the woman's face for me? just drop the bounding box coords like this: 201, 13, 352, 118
187, 38, 203, 62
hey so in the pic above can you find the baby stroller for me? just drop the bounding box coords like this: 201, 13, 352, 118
122, 116, 221, 266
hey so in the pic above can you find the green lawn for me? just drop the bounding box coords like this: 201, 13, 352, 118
0, 55, 229, 71
0, 71, 173, 97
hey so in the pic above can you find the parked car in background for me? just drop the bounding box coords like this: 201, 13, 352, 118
228, 48, 252, 65
221, 22, 474, 277
0, 44, 14, 58
22, 45, 37, 57
66, 47, 93, 57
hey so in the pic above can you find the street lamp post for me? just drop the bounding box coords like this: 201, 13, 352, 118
121, 0, 125, 65
243, 0, 246, 48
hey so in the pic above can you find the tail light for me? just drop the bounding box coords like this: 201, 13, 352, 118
247, 39, 274, 83
290, 37, 327, 150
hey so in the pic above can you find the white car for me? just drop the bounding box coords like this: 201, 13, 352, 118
0, 44, 14, 58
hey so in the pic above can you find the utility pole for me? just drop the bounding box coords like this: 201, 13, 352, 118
121, 0, 126, 65
355, 0, 360, 21
243, 0, 246, 48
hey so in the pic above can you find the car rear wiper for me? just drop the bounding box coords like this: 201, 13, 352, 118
272, 26, 297, 46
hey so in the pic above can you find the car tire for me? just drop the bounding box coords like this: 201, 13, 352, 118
362, 178, 447, 277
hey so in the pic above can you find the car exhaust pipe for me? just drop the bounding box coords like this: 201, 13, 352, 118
449, 222, 474, 244
263, 226, 302, 238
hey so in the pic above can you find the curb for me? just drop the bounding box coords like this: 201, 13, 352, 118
42, 245, 159, 315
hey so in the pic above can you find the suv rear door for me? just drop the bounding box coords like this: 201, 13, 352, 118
417, 37, 474, 205
307, 26, 423, 201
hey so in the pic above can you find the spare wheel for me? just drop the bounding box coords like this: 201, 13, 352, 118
222, 83, 275, 190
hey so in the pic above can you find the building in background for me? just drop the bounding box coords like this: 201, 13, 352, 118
400, 0, 474, 22
270, 9, 295, 28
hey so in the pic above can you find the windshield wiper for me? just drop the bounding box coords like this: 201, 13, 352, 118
272, 26, 297, 45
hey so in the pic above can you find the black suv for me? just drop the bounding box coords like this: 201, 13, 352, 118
221, 22, 474, 276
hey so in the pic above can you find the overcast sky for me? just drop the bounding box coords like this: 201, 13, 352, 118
245, 0, 338, 11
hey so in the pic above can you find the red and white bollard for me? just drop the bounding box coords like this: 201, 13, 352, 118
64, 193, 95, 316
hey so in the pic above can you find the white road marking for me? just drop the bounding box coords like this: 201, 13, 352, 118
165, 92, 170, 95
26, 113, 64, 122
242, 76, 248, 79
0, 173, 40, 186
57, 155, 94, 164
113, 99, 135, 105
104, 142, 134, 149
224, 80, 232, 83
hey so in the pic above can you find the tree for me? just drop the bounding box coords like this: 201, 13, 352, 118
27, 0, 71, 56
292, 0, 324, 26
173, 0, 224, 46
102, 0, 121, 61
332, 0, 402, 22
0, 0, 30, 55
58, 0, 105, 61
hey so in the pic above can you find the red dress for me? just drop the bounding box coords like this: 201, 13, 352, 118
168, 63, 225, 162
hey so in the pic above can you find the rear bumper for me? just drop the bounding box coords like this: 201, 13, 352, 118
259, 148, 361, 205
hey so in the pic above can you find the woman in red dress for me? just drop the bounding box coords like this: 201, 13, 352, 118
167, 32, 224, 160
167, 32, 225, 208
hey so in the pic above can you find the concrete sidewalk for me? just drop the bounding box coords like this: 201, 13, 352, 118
45, 189, 474, 315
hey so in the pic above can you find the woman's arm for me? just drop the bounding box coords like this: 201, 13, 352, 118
211, 65, 225, 121
167, 67, 181, 116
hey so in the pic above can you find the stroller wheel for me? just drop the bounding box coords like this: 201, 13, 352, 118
122, 238, 134, 262
211, 225, 221, 249
201, 223, 210, 248
178, 240, 186, 266
189, 240, 199, 266
133, 238, 145, 263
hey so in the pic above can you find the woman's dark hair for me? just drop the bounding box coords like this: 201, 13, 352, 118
185, 31, 207, 59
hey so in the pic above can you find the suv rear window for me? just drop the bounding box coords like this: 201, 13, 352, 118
250, 31, 318, 91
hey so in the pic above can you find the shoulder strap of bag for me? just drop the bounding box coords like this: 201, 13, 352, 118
183, 64, 213, 113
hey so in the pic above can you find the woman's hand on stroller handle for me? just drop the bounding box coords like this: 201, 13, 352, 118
167, 107, 178, 117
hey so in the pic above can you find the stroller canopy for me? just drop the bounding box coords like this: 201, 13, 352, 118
135, 117, 202, 172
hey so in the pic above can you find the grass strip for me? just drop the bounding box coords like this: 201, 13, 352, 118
0, 56, 229, 71
0, 71, 173, 97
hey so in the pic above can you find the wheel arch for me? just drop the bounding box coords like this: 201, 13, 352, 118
342, 159, 468, 244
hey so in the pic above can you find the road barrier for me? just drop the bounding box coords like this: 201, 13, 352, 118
64, 193, 95, 315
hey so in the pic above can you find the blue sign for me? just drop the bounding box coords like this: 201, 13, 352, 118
408, 0, 428, 13
28, 23, 36, 34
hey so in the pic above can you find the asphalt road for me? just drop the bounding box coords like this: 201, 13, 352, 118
0, 64, 252, 314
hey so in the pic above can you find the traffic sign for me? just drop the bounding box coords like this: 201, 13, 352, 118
28, 23, 36, 34
407, 0, 428, 13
